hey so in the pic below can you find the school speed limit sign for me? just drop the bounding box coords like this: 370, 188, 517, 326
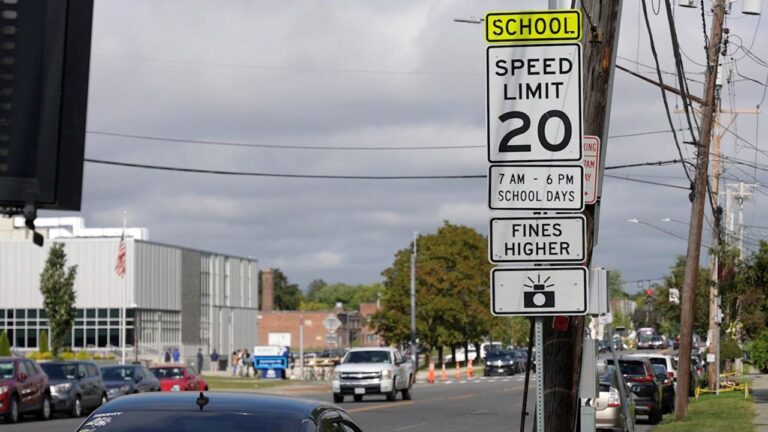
486, 43, 582, 163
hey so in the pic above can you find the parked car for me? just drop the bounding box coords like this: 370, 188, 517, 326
632, 353, 678, 386
0, 357, 51, 423
595, 365, 636, 432
101, 364, 161, 399
483, 350, 516, 376
606, 356, 663, 424
332, 347, 414, 403
598, 340, 612, 353
649, 336, 666, 350
76, 392, 365, 432
611, 338, 624, 352
652, 364, 675, 413
40, 360, 107, 417
149, 365, 208, 392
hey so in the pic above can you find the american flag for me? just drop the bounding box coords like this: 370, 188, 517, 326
115, 231, 126, 278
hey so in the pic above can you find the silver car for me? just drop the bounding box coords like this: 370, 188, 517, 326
595, 367, 636, 432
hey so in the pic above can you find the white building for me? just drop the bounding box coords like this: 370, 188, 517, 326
0, 217, 259, 364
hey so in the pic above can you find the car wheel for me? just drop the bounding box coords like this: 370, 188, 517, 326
71, 395, 83, 417
7, 395, 19, 423
649, 407, 663, 424
353, 395, 363, 402
402, 378, 413, 401
333, 393, 344, 403
386, 379, 398, 402
38, 394, 52, 420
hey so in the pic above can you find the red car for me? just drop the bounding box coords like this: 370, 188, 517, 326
149, 365, 208, 392
0, 357, 51, 423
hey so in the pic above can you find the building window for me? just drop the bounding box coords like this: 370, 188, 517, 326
110, 309, 119, 318
98, 309, 108, 319
15, 329, 25, 348
109, 329, 119, 347
74, 329, 84, 347
27, 330, 37, 348
98, 329, 108, 347
86, 309, 96, 319
86, 329, 96, 347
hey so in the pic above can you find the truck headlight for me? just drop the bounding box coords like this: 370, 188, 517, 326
381, 370, 392, 379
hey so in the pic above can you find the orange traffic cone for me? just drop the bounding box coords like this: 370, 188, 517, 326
455, 361, 462, 380
467, 359, 474, 378
440, 363, 447, 382
427, 362, 435, 384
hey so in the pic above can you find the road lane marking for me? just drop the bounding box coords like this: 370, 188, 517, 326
345, 385, 525, 414
348, 401, 414, 413
393, 422, 427, 431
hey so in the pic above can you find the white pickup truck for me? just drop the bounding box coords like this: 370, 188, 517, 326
331, 347, 414, 403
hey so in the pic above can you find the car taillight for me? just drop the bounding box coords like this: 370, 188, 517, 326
667, 371, 674, 379
608, 387, 621, 407
631, 375, 653, 382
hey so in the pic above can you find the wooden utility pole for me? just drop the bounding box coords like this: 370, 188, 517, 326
708, 99, 722, 393
541, 2, 623, 430
676, 0, 726, 420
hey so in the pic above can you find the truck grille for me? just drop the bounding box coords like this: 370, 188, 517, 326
340, 372, 379, 380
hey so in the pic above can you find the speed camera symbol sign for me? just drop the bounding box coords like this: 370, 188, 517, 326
491, 267, 588, 316
486, 43, 583, 163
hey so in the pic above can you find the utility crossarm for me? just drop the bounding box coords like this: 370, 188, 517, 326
616, 64, 705, 105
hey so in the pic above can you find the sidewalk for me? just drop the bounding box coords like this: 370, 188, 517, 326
751, 373, 768, 431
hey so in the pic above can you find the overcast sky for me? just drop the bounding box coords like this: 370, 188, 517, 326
50, 0, 768, 294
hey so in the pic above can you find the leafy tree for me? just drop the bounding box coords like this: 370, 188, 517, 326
308, 282, 382, 311
39, 243, 77, 357
648, 256, 710, 336
720, 337, 742, 361
373, 222, 492, 362
39, 330, 49, 354
305, 279, 328, 302
608, 270, 628, 299
259, 269, 303, 310
721, 242, 768, 339
0, 330, 10, 356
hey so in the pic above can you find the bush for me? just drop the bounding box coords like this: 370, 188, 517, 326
75, 350, 91, 360
0, 331, 10, 356
28, 351, 54, 361
721, 337, 743, 360
748, 331, 768, 372
60, 350, 76, 360
39, 330, 49, 354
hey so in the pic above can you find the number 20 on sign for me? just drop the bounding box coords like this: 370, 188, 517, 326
486, 43, 583, 163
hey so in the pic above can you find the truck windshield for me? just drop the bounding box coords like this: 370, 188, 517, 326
343, 351, 390, 364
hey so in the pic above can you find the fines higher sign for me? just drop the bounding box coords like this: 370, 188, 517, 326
490, 215, 586, 263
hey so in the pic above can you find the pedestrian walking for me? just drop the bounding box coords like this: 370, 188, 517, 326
196, 348, 204, 374
172, 347, 180, 363
231, 351, 238, 376
164, 349, 171, 363
210, 349, 220, 372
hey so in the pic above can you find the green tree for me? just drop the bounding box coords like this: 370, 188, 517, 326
608, 270, 628, 299
39, 330, 49, 354
0, 330, 10, 356
308, 282, 382, 311
39, 243, 78, 357
649, 256, 710, 336
373, 222, 492, 361
305, 279, 328, 302
748, 330, 768, 372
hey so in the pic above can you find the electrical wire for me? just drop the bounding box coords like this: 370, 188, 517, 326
640, 0, 693, 183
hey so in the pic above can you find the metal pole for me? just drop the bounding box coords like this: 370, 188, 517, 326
520, 319, 535, 432
608, 326, 633, 432
299, 316, 305, 381
535, 318, 544, 432
410, 231, 418, 367
156, 312, 162, 363
121, 211, 127, 365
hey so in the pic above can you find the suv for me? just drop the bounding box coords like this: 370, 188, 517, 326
606, 356, 663, 424
41, 361, 108, 417
633, 353, 678, 385
483, 350, 516, 376
0, 357, 51, 423
332, 347, 414, 403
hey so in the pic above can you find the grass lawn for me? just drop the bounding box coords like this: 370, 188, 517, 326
204, 376, 305, 391
653, 391, 754, 432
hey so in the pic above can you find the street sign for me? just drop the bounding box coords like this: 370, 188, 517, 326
322, 314, 341, 332
486, 43, 583, 163
491, 266, 588, 316
489, 215, 585, 263
488, 164, 584, 211
485, 10, 583, 43
583, 136, 600, 204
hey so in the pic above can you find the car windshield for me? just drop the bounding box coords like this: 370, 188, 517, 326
0, 362, 14, 379
653, 364, 667, 374
647, 358, 667, 367
41, 363, 78, 380
486, 351, 513, 361
343, 351, 390, 364
152, 367, 185, 379
102, 367, 135, 381
76, 412, 300, 432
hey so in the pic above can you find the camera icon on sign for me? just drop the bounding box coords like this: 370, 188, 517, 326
523, 277, 555, 308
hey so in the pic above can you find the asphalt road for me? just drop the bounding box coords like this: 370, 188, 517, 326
1, 375, 656, 432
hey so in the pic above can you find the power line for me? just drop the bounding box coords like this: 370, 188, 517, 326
86, 130, 482, 151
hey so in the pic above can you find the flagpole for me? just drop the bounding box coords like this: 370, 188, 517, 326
121, 211, 127, 365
